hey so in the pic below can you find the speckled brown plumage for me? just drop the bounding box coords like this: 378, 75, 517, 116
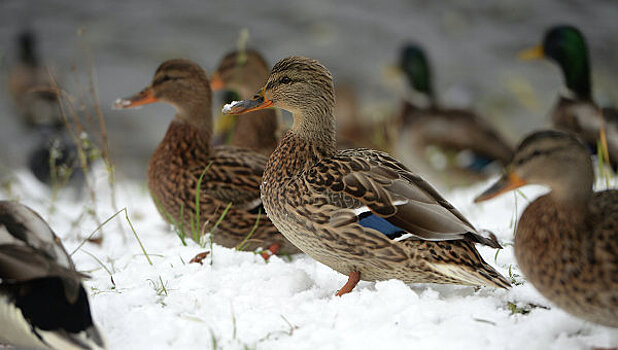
114, 58, 299, 255
212, 49, 279, 156
476, 130, 618, 327
226, 56, 510, 293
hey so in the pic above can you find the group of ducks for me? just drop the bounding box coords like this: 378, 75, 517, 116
1, 24, 616, 349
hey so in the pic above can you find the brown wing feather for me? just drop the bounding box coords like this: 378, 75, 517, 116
309, 149, 500, 247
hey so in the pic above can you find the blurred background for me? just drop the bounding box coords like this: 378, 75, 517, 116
1, 0, 617, 180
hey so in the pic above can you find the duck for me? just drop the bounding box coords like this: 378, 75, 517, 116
210, 49, 280, 156
113, 59, 299, 258
475, 130, 618, 328
9, 30, 63, 129
0, 200, 106, 349
394, 44, 514, 188
223, 56, 510, 295
520, 25, 618, 168
8, 30, 87, 188
27, 126, 86, 188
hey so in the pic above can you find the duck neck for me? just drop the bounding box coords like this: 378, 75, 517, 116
558, 50, 592, 101
546, 171, 593, 210
268, 107, 336, 176
292, 106, 337, 157
172, 103, 212, 149
232, 108, 278, 154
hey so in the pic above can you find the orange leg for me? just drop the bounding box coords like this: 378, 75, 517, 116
260, 243, 281, 261
335, 271, 361, 296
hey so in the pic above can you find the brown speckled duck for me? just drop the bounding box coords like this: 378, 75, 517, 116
224, 56, 509, 296
520, 25, 618, 168
210, 49, 279, 156
475, 130, 618, 327
113, 58, 299, 258
395, 44, 514, 187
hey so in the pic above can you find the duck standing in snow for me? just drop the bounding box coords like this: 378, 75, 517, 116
475, 130, 618, 328
210, 49, 280, 156
114, 59, 299, 258
0, 201, 106, 349
520, 25, 618, 167
394, 44, 513, 187
224, 56, 510, 295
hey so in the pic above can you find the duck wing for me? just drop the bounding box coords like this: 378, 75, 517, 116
306, 149, 501, 248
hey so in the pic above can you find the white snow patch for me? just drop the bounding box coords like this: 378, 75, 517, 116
1, 167, 616, 350
222, 101, 242, 114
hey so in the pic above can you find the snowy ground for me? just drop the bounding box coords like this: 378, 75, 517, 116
1, 165, 616, 350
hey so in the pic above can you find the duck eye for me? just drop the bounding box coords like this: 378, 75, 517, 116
280, 76, 292, 84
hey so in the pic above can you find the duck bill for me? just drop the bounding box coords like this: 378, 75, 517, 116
518, 45, 545, 60
210, 72, 225, 91
474, 172, 527, 203
222, 88, 273, 115
112, 87, 158, 109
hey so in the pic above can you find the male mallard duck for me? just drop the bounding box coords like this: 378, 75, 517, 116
394, 44, 514, 187
0, 201, 106, 349
520, 25, 618, 167
475, 130, 618, 327
210, 49, 279, 155
223, 56, 510, 295
113, 59, 299, 258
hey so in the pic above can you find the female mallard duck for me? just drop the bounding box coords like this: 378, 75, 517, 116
210, 49, 279, 156
520, 25, 618, 167
0, 201, 106, 349
475, 130, 618, 328
113, 59, 299, 258
223, 56, 510, 295
394, 44, 514, 187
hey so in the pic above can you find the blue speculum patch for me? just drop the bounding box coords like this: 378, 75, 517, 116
358, 212, 405, 239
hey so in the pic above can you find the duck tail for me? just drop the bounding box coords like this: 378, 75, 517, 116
430, 261, 511, 289
465, 230, 503, 249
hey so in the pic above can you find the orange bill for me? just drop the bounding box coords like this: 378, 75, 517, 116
210, 72, 225, 91
112, 87, 158, 109
517, 45, 545, 60
474, 171, 527, 203
221, 88, 273, 115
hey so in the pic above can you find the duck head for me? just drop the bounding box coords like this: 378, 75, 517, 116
222, 56, 336, 141
519, 25, 591, 101
475, 130, 593, 204
114, 58, 212, 125
398, 44, 434, 101
211, 49, 271, 99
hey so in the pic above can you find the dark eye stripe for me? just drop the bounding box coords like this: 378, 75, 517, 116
153, 76, 181, 86
516, 145, 569, 165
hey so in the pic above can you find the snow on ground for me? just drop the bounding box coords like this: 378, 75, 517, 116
1, 165, 616, 350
